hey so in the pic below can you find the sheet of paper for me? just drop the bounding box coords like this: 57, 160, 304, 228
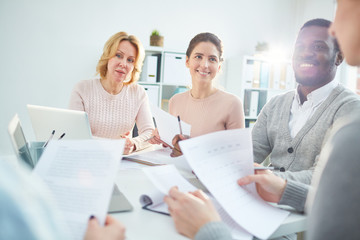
33, 139, 124, 240
124, 147, 192, 172
179, 129, 289, 240
143, 165, 253, 240
150, 105, 191, 147
120, 159, 150, 169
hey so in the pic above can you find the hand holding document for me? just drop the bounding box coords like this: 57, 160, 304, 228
179, 129, 289, 239
33, 139, 124, 240
150, 105, 191, 147
142, 165, 253, 240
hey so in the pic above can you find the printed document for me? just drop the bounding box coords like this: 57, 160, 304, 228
142, 165, 253, 240
150, 105, 191, 147
33, 139, 124, 240
179, 129, 289, 239
124, 147, 192, 172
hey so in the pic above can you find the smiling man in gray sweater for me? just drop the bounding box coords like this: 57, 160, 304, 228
252, 18, 360, 184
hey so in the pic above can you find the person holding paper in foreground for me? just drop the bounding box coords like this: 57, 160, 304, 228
164, 165, 306, 240
69, 31, 154, 154
305, 1, 360, 238
149, 32, 245, 156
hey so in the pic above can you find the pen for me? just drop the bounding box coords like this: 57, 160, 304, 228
177, 116, 183, 136
58, 133, 66, 140
120, 131, 130, 138
254, 167, 286, 172
43, 130, 55, 148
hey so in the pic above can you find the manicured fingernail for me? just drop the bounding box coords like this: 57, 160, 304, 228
89, 215, 95, 220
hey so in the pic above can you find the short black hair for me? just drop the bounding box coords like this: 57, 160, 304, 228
300, 18, 340, 52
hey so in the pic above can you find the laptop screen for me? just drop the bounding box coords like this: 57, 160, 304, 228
27, 104, 92, 141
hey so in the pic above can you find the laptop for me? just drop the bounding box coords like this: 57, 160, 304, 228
8, 114, 34, 167
9, 113, 132, 212
108, 184, 133, 213
27, 104, 92, 141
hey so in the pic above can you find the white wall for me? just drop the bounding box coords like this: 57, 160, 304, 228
294, 0, 335, 29
0, 0, 334, 155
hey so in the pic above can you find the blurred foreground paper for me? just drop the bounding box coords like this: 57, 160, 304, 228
33, 139, 124, 240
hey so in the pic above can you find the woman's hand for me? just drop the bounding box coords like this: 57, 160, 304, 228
170, 134, 190, 157
120, 131, 135, 155
148, 129, 162, 144
237, 163, 287, 203
123, 138, 135, 155
164, 187, 221, 239
84, 215, 126, 240
148, 129, 172, 148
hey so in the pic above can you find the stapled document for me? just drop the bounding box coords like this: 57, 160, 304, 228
179, 129, 289, 239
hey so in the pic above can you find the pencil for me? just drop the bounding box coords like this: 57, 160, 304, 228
58, 133, 66, 140
145, 136, 155, 142
43, 130, 55, 148
254, 167, 285, 172
177, 116, 183, 136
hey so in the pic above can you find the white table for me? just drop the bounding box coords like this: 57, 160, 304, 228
112, 167, 307, 240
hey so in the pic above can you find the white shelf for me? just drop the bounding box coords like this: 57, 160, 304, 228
241, 55, 295, 127
139, 48, 190, 111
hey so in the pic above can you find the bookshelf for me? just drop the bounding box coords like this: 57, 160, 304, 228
138, 46, 191, 112
241, 55, 295, 128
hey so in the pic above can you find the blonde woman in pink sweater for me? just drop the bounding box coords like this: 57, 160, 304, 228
69, 32, 154, 154
150, 33, 245, 156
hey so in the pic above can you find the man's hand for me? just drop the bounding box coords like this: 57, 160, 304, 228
237, 163, 287, 203
164, 187, 221, 239
84, 215, 126, 240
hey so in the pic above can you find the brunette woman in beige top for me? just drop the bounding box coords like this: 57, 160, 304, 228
150, 32, 245, 156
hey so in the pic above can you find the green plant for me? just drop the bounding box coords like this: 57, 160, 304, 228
255, 42, 269, 52
151, 30, 160, 36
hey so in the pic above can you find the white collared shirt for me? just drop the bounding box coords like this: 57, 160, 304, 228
289, 80, 339, 138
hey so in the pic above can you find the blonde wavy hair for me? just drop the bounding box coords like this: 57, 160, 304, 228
96, 32, 145, 85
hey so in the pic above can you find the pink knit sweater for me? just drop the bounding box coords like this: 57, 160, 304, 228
69, 78, 154, 151
169, 89, 245, 137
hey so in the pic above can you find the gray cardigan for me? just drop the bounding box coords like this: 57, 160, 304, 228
252, 84, 360, 184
